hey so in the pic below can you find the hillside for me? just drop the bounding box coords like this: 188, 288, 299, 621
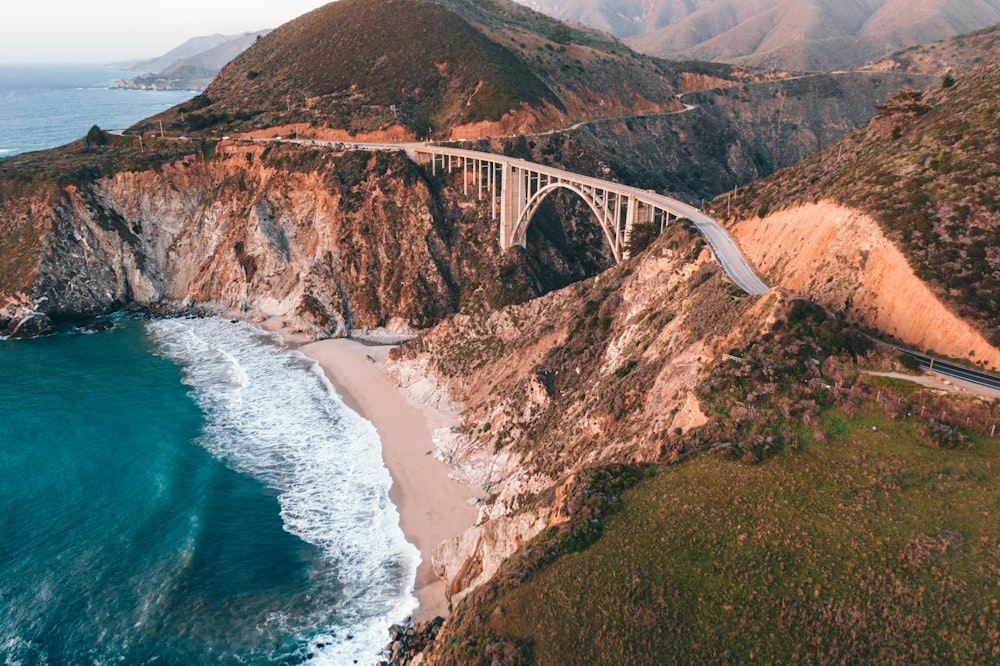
517, 0, 709, 38
519, 0, 1000, 72
865, 21, 1000, 76
135, 0, 681, 141
716, 60, 1000, 367
382, 217, 1000, 663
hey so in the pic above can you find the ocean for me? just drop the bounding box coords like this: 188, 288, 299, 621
0, 67, 419, 664
0, 64, 194, 157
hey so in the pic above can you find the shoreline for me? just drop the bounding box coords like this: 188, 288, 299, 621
269, 325, 478, 622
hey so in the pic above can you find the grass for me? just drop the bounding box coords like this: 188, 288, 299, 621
450, 408, 1000, 664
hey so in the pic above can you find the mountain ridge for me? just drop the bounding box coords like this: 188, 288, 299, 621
518, 0, 1000, 72
113, 31, 269, 91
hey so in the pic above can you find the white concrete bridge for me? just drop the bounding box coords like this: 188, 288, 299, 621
405, 145, 769, 295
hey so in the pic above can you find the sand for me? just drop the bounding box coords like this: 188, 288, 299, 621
292, 336, 479, 621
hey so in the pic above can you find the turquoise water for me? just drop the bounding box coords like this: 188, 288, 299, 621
0, 317, 417, 665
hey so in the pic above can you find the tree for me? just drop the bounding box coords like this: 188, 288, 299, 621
86, 125, 107, 151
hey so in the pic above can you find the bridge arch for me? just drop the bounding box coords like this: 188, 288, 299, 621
510, 181, 628, 264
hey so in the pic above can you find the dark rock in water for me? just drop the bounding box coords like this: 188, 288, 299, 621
380, 616, 445, 665
77, 320, 116, 333
2, 311, 53, 339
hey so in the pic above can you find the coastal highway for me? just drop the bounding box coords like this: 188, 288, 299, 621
893, 347, 1000, 392
639, 194, 769, 295
239, 136, 769, 295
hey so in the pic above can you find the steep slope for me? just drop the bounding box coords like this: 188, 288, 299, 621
525, 0, 1000, 72
469, 68, 931, 202
383, 214, 999, 662
517, 0, 713, 38
716, 61, 1000, 368
136, 0, 680, 140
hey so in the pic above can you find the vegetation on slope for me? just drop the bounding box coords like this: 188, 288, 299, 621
135, 0, 678, 138
426, 285, 1000, 664
720, 61, 1000, 347
437, 409, 1000, 664
867, 22, 1000, 76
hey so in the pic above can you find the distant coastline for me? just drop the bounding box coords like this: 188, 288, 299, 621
0, 64, 194, 156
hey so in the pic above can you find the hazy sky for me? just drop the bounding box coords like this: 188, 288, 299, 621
0, 1, 334, 63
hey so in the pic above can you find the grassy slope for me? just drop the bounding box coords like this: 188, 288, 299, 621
440, 408, 1000, 664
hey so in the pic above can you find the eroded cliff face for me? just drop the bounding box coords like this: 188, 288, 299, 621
1, 140, 621, 338
2, 144, 465, 336
0, 146, 475, 337
385, 222, 769, 606
730, 201, 1000, 370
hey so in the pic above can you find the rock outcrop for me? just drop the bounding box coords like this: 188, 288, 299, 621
384, 220, 766, 606
2, 144, 459, 336
730, 202, 1000, 370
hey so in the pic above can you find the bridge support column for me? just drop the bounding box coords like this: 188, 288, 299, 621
622, 195, 638, 260
499, 162, 516, 248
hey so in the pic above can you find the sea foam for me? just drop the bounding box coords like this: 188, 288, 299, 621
148, 317, 419, 664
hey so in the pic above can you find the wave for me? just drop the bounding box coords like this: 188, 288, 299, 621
147, 317, 419, 664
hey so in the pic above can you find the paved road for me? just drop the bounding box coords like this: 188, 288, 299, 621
641, 194, 769, 295
401, 144, 770, 295
892, 347, 1000, 392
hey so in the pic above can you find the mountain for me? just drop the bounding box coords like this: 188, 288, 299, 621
518, 0, 1000, 72
112, 31, 269, 91
377, 47, 1000, 666
516, 0, 711, 38
135, 0, 681, 140
717, 59, 1000, 365
865, 21, 1000, 76
122, 33, 249, 73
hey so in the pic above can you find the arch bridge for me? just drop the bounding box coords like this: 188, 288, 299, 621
406, 145, 768, 295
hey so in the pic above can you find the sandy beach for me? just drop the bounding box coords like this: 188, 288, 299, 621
291, 336, 479, 621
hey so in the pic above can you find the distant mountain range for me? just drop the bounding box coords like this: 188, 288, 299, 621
517, 0, 1000, 71
112, 31, 269, 91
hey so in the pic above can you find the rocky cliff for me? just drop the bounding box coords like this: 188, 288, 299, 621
0, 139, 610, 338
718, 60, 1000, 367
383, 220, 769, 608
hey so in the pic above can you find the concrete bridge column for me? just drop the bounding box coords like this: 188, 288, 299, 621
499, 161, 516, 248
622, 195, 639, 260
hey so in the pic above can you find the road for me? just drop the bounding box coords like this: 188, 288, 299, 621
236, 135, 769, 294
641, 193, 769, 295
892, 347, 1000, 392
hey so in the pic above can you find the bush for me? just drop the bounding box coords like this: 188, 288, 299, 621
85, 125, 107, 150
